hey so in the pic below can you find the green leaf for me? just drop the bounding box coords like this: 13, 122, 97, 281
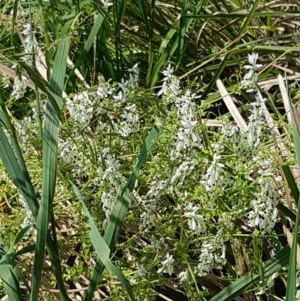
285, 98, 300, 301
286, 194, 300, 301
0, 265, 22, 301
210, 243, 291, 301
282, 165, 299, 207
30, 34, 70, 301
72, 183, 135, 301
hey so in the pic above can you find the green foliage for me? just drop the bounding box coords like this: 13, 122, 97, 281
0, 0, 300, 300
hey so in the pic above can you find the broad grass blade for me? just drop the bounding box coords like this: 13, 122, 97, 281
0, 103, 39, 217
0, 265, 22, 301
285, 99, 300, 301
210, 243, 292, 301
106, 125, 163, 248
30, 34, 70, 301
282, 165, 299, 206
85, 125, 162, 300
286, 197, 300, 301
0, 229, 29, 301
0, 95, 68, 299
72, 183, 135, 301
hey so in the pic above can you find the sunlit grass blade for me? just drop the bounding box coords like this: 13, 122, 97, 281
285, 97, 300, 301
0, 97, 39, 217
286, 196, 300, 301
85, 125, 162, 300
30, 34, 70, 301
136, 0, 154, 87
0, 227, 33, 300
0, 265, 22, 301
72, 183, 135, 301
282, 165, 299, 206
0, 93, 68, 299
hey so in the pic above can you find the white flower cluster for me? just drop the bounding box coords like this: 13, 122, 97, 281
195, 241, 226, 277
220, 100, 264, 159
11, 75, 28, 100
96, 148, 126, 187
157, 64, 181, 101
241, 53, 262, 88
67, 67, 140, 138
128, 63, 140, 87
66, 92, 94, 126
98, 148, 127, 226
157, 65, 202, 162
138, 178, 168, 232
247, 177, 279, 234
101, 0, 113, 9
183, 202, 206, 234
58, 137, 92, 184
201, 154, 230, 192
171, 91, 201, 160
247, 101, 265, 149
115, 103, 140, 137
21, 23, 38, 55
178, 270, 189, 283
59, 137, 127, 227
169, 159, 196, 194
157, 252, 174, 275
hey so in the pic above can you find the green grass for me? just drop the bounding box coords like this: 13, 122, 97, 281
0, 0, 300, 300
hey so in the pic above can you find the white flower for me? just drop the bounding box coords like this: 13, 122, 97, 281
157, 64, 181, 97
11, 75, 28, 99
139, 211, 156, 232
157, 252, 175, 275
195, 243, 227, 277
178, 270, 189, 283
67, 91, 94, 126
101, 0, 113, 9
116, 103, 140, 136
96, 83, 114, 98
245, 53, 262, 70
162, 64, 174, 79
21, 23, 32, 36
247, 178, 279, 234
128, 63, 139, 73
201, 154, 227, 192
113, 90, 125, 102
183, 202, 207, 234
131, 264, 148, 284
118, 78, 129, 94
241, 53, 262, 87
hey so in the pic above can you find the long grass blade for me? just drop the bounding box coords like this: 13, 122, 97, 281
30, 34, 70, 301
210, 243, 292, 301
285, 96, 300, 301
72, 183, 135, 301
0, 265, 22, 301
0, 94, 68, 299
